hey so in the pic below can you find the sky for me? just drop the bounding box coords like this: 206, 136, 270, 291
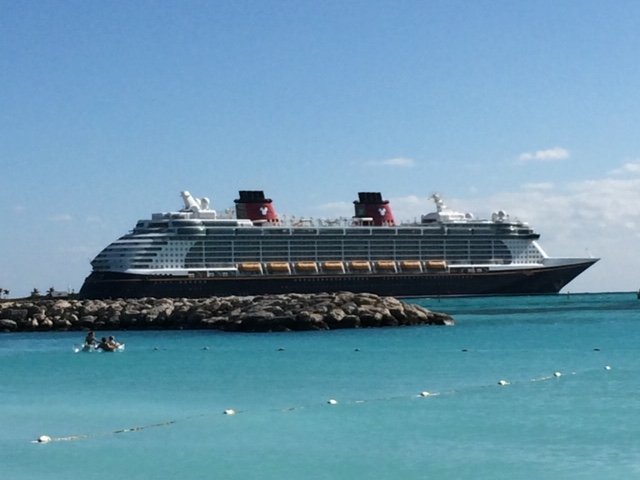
2, 0, 640, 297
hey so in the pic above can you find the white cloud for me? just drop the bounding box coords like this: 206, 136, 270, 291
522, 182, 555, 190
517, 147, 570, 164
366, 157, 416, 167
609, 160, 640, 176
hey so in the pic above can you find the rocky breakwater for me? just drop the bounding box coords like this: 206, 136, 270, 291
0, 292, 453, 333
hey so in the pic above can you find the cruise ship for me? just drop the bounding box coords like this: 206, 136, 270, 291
78, 190, 597, 299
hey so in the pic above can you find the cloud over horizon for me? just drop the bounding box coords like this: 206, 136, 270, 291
517, 147, 570, 164
366, 157, 416, 168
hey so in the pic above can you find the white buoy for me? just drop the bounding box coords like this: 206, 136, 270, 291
604, 365, 612, 371
223, 409, 236, 415
419, 391, 431, 397
327, 399, 338, 405
498, 380, 510, 386
554, 371, 562, 377
37, 435, 52, 444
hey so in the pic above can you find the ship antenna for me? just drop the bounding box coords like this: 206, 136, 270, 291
431, 193, 446, 212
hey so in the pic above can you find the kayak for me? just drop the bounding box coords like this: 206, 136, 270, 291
73, 343, 125, 353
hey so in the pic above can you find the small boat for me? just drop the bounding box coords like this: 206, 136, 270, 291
73, 343, 125, 353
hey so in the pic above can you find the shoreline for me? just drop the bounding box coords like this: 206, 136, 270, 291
0, 292, 453, 333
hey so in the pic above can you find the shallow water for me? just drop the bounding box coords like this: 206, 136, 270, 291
1, 292, 639, 479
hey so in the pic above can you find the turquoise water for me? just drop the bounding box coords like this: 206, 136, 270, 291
1, 292, 639, 479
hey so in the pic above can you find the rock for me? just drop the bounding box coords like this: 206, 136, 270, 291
341, 301, 359, 315
50, 300, 72, 316
40, 318, 54, 329
121, 309, 141, 322
200, 316, 229, 329
296, 311, 329, 330
80, 315, 97, 327
0, 319, 18, 331
3, 309, 28, 321
53, 318, 73, 330
187, 308, 211, 323
335, 314, 360, 329
324, 308, 346, 328
0, 293, 453, 332
428, 312, 454, 326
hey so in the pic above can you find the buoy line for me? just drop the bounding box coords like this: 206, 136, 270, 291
32, 364, 612, 444
31, 415, 205, 444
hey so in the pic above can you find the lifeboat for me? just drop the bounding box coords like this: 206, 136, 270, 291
238, 262, 264, 274
267, 262, 292, 274
348, 261, 372, 272
426, 260, 448, 271
322, 261, 346, 273
375, 260, 397, 272
295, 261, 319, 273
400, 260, 423, 272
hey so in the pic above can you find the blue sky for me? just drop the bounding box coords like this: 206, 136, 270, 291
2, 0, 640, 296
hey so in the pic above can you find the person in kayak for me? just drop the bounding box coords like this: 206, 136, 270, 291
81, 331, 97, 351
84, 331, 96, 346
97, 337, 116, 352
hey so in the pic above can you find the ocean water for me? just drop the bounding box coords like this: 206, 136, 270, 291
1, 292, 639, 479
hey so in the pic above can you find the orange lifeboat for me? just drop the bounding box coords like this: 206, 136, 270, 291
426, 260, 448, 271
375, 260, 397, 272
267, 262, 291, 274
322, 261, 346, 273
348, 261, 372, 272
295, 261, 318, 273
238, 262, 264, 274
400, 260, 423, 272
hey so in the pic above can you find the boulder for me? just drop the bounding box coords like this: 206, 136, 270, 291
3, 309, 28, 321
0, 293, 453, 331
0, 318, 17, 331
